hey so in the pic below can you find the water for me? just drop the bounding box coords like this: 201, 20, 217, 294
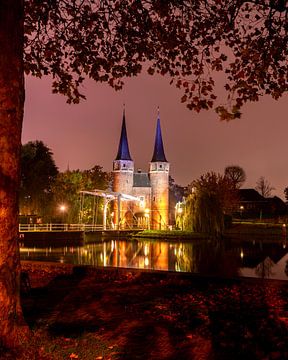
20, 237, 288, 280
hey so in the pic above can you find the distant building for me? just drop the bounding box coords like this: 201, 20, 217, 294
236, 189, 287, 219
112, 111, 169, 229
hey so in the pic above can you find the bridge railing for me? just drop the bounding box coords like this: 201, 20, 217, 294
19, 223, 104, 232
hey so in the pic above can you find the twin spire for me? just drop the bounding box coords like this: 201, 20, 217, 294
115, 109, 132, 161
115, 109, 167, 163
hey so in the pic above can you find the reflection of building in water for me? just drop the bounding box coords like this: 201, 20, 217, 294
99, 240, 196, 272
113, 110, 169, 230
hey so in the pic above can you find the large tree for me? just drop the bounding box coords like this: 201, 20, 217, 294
20, 141, 58, 219
52, 166, 110, 224
224, 165, 246, 189
183, 172, 238, 237
0, 0, 287, 348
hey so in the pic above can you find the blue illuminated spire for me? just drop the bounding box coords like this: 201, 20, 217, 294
151, 109, 167, 162
115, 108, 132, 161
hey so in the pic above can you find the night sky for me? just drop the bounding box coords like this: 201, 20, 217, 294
23, 72, 288, 199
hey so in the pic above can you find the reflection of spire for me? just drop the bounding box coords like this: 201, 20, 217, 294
115, 110, 132, 161
151, 109, 167, 162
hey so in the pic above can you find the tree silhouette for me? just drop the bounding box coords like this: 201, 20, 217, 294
224, 165, 246, 189
20, 141, 58, 219
0, 0, 287, 348
256, 176, 275, 198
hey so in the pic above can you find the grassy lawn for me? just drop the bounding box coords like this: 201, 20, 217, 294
134, 222, 287, 240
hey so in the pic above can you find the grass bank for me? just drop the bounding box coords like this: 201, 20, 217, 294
134, 222, 287, 241
133, 229, 207, 240
224, 222, 285, 240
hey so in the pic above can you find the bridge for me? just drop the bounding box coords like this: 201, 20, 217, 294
19, 223, 104, 232
79, 189, 142, 230
19, 189, 145, 240
18, 223, 143, 242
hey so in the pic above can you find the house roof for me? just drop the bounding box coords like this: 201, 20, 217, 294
133, 173, 151, 187
239, 189, 266, 202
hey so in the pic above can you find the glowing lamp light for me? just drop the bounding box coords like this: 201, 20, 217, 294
144, 208, 150, 217
59, 204, 67, 212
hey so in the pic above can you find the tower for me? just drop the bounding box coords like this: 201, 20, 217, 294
113, 111, 134, 228
149, 113, 170, 229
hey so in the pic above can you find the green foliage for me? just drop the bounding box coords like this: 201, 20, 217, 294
183, 172, 238, 237
24, 0, 288, 119
20, 141, 58, 220
20, 141, 111, 223
52, 166, 111, 223
134, 229, 206, 239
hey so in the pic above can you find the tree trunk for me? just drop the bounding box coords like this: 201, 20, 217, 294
0, 0, 30, 348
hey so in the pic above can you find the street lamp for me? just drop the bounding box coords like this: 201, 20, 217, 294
59, 204, 67, 225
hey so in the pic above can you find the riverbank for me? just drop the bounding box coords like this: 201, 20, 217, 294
133, 229, 207, 240
224, 222, 285, 240
1, 261, 288, 359
134, 222, 286, 241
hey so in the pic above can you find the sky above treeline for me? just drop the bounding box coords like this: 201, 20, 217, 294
23, 72, 287, 199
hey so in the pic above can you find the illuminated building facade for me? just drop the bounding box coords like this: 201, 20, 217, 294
113, 111, 169, 230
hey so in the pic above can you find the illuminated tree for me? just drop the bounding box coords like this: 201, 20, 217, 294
183, 172, 237, 237
0, 0, 287, 348
224, 165, 246, 189
52, 166, 110, 224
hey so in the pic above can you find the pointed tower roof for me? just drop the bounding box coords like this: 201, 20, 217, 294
115, 110, 132, 161
151, 111, 167, 162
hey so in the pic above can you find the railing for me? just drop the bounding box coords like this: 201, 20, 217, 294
19, 223, 104, 232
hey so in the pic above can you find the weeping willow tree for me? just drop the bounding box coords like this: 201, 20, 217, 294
183, 172, 238, 237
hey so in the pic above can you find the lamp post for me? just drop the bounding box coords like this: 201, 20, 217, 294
59, 204, 67, 229
240, 205, 244, 218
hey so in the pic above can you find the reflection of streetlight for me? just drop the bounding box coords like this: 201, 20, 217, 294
144, 208, 150, 230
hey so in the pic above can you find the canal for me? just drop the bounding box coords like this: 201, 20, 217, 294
20, 237, 288, 281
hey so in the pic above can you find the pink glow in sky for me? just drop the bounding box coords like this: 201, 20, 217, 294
23, 73, 288, 199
